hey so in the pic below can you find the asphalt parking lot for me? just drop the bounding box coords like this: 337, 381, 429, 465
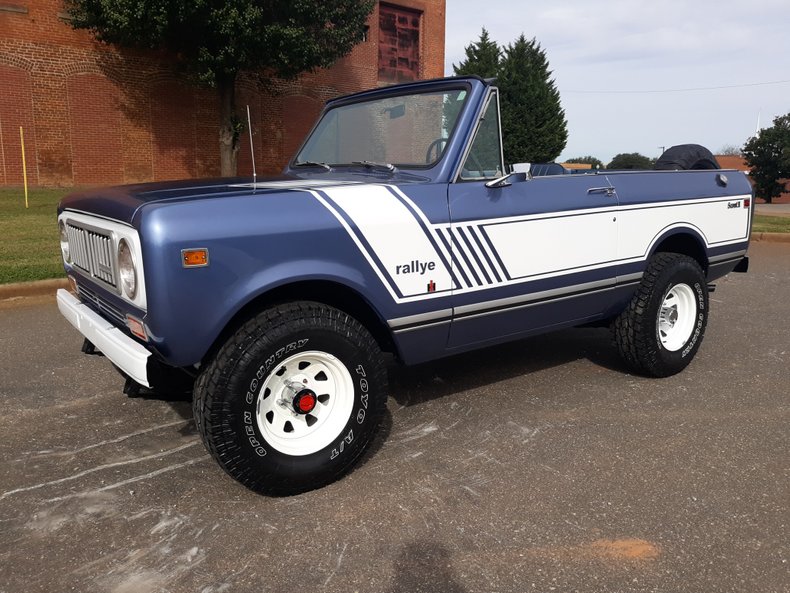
1, 241, 788, 593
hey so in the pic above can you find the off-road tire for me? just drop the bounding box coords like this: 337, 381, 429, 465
193, 301, 387, 496
613, 253, 708, 377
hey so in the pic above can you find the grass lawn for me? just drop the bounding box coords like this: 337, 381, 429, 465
1, 189, 789, 285
0, 188, 69, 284
752, 214, 790, 234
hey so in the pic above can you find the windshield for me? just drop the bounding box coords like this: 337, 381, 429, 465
294, 87, 469, 168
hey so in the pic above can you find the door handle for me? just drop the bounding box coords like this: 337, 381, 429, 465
587, 186, 616, 197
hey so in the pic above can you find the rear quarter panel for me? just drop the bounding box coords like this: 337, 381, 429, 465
610, 170, 752, 279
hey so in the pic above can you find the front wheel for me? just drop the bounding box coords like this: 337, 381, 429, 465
613, 253, 708, 377
193, 302, 387, 495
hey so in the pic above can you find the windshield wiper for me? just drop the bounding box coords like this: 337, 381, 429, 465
293, 161, 331, 171
351, 160, 397, 173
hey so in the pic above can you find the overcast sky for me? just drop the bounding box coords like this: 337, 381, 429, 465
443, 0, 790, 164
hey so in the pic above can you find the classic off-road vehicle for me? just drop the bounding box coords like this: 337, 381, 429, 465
57, 76, 752, 495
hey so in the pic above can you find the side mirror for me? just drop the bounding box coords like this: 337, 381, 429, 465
511, 162, 531, 174
384, 104, 406, 119
485, 171, 528, 189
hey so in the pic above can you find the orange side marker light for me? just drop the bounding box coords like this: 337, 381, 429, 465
182, 248, 209, 267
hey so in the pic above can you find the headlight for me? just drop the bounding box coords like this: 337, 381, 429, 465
59, 221, 71, 263
118, 239, 137, 299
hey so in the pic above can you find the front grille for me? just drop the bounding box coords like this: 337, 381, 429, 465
77, 284, 126, 326
66, 223, 117, 289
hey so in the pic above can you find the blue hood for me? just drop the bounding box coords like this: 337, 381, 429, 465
57, 171, 427, 226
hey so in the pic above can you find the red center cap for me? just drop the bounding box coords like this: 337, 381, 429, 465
295, 390, 317, 414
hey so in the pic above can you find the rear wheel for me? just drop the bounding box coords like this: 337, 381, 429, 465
193, 301, 387, 495
613, 253, 708, 377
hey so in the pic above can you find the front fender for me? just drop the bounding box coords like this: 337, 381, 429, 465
137, 193, 397, 367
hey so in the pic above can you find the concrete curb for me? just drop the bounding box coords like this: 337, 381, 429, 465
752, 232, 790, 243
0, 278, 69, 300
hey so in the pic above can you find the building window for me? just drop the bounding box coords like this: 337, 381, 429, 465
378, 4, 421, 82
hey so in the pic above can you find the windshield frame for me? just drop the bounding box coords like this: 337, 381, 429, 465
289, 80, 474, 172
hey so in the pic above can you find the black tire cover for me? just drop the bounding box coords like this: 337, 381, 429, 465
654, 144, 720, 170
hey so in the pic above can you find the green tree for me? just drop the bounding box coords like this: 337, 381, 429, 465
717, 144, 742, 156
565, 156, 604, 169
453, 28, 501, 78
608, 152, 653, 170
66, 0, 374, 176
498, 35, 567, 163
742, 114, 790, 203
445, 28, 501, 134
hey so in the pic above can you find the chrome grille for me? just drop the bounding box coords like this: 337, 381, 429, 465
77, 284, 126, 326
66, 223, 117, 289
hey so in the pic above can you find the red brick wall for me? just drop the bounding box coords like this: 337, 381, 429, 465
67, 73, 123, 185
0, 62, 37, 185
0, 0, 446, 187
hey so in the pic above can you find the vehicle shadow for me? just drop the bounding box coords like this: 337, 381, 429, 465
123, 327, 628, 445
387, 326, 628, 408
386, 540, 468, 593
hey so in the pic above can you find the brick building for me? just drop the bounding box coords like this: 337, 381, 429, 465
0, 0, 446, 187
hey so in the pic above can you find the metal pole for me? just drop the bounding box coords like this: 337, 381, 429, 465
20, 127, 29, 208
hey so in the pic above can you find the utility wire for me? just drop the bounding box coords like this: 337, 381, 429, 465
564, 79, 790, 94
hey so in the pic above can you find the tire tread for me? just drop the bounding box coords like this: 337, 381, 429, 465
613, 253, 706, 377
193, 301, 386, 495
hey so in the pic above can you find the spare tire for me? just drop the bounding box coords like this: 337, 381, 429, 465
654, 144, 720, 170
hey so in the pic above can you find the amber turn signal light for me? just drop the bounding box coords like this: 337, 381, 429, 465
182, 248, 209, 267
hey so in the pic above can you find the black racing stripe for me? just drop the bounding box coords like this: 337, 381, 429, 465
478, 226, 512, 281
436, 228, 472, 288
457, 227, 492, 284
468, 225, 502, 283
450, 231, 483, 286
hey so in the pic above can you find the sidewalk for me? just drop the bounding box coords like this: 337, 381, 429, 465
755, 203, 790, 217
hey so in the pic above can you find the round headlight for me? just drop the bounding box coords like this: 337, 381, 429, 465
59, 221, 71, 263
117, 239, 137, 299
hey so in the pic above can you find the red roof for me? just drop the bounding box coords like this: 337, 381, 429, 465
715, 155, 749, 171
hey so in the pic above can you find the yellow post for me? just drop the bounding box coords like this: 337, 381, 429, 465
19, 126, 29, 209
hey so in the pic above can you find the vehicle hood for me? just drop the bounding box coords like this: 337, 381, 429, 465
58, 171, 426, 226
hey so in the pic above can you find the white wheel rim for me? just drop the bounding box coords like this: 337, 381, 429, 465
657, 283, 697, 351
255, 350, 354, 456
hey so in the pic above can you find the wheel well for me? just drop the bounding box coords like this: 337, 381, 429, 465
651, 233, 707, 272
202, 281, 396, 366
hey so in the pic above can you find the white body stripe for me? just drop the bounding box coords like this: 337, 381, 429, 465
617, 197, 750, 261
484, 211, 618, 279
321, 185, 453, 298
309, 185, 751, 304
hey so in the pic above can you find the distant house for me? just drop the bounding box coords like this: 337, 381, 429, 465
0, 0, 446, 187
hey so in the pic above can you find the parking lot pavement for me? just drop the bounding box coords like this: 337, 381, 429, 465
1, 241, 788, 593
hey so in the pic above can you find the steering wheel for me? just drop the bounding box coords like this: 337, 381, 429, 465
425, 137, 447, 163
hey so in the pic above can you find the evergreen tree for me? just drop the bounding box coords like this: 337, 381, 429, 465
453, 28, 501, 78
498, 35, 567, 163
66, 0, 374, 176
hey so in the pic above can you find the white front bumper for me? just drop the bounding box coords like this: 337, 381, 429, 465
57, 289, 151, 387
